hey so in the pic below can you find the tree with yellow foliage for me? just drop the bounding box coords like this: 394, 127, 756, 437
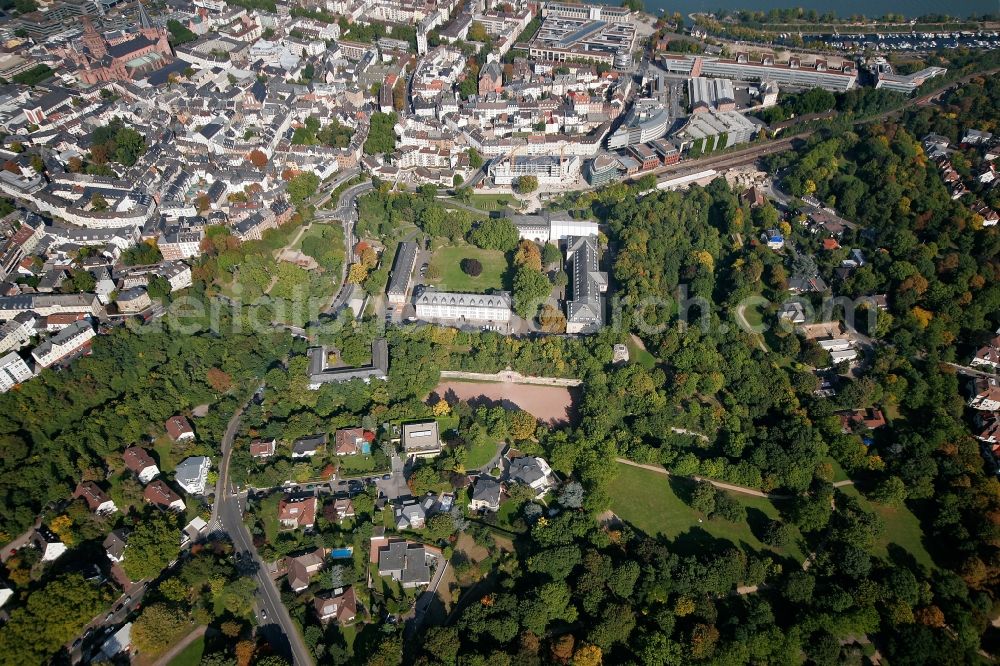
347, 263, 369, 284
514, 240, 542, 272
510, 410, 537, 440
432, 400, 451, 417
49, 514, 74, 546
572, 644, 602, 666
910, 306, 933, 329
673, 596, 695, 617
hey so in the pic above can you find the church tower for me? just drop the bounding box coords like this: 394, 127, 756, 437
137, 1, 160, 42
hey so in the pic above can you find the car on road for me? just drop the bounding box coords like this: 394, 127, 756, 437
382, 474, 392, 480
260, 609, 268, 620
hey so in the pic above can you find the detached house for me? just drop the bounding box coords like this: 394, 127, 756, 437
969, 377, 1000, 411
314, 586, 357, 625
123, 446, 160, 484
144, 479, 186, 511
334, 427, 367, 455
402, 421, 442, 459
507, 456, 554, 497
103, 528, 128, 563
250, 438, 276, 458
165, 415, 195, 441
278, 495, 318, 530
292, 434, 326, 458
33, 527, 67, 562
377, 540, 432, 588
285, 547, 325, 592
74, 481, 118, 515
330, 497, 355, 523
174, 456, 211, 495
971, 335, 1000, 370
468, 477, 502, 512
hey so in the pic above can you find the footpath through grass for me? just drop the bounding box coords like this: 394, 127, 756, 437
608, 462, 805, 562
167, 634, 205, 666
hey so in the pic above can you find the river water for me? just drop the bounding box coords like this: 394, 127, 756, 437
642, 0, 998, 19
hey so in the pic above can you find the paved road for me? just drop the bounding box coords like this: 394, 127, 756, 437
213, 388, 313, 666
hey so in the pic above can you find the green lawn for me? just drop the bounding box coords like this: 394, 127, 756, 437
495, 499, 525, 534
338, 454, 383, 475
825, 457, 850, 483
838, 485, 934, 569
153, 436, 177, 473
429, 244, 508, 292
259, 493, 283, 545
626, 338, 656, 370
608, 463, 805, 562
467, 194, 515, 212
167, 634, 205, 666
465, 438, 499, 470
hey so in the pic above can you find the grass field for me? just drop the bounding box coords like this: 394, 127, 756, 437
467, 194, 516, 212
608, 463, 805, 562
465, 438, 499, 470
626, 338, 657, 370
429, 244, 508, 292
338, 454, 386, 475
259, 493, 282, 545
838, 485, 934, 569
167, 634, 205, 666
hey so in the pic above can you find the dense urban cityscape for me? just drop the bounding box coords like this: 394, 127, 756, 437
0, 0, 996, 663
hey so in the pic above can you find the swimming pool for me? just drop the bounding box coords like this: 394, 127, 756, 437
329, 547, 354, 559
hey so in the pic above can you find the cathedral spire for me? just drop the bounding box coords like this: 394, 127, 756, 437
136, 0, 153, 30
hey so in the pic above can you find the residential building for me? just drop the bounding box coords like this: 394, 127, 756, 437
402, 421, 443, 459
415, 290, 513, 323
278, 495, 318, 530
0, 294, 100, 322
285, 548, 325, 591
31, 319, 95, 368
250, 438, 276, 458
144, 480, 186, 511
377, 540, 432, 588
33, 527, 67, 561
116, 286, 151, 314
103, 529, 128, 563
468, 477, 502, 512
165, 415, 195, 441
0, 312, 37, 354
971, 335, 1000, 370
565, 235, 607, 334
489, 155, 581, 186
331, 497, 356, 523
837, 408, 887, 433
174, 456, 211, 495
123, 446, 160, 484
292, 434, 326, 458
74, 481, 118, 514
314, 586, 357, 625
507, 456, 554, 496
969, 377, 1000, 411
0, 351, 32, 392
334, 427, 366, 455
396, 502, 426, 530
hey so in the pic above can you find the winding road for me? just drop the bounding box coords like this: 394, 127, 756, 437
212, 388, 313, 666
